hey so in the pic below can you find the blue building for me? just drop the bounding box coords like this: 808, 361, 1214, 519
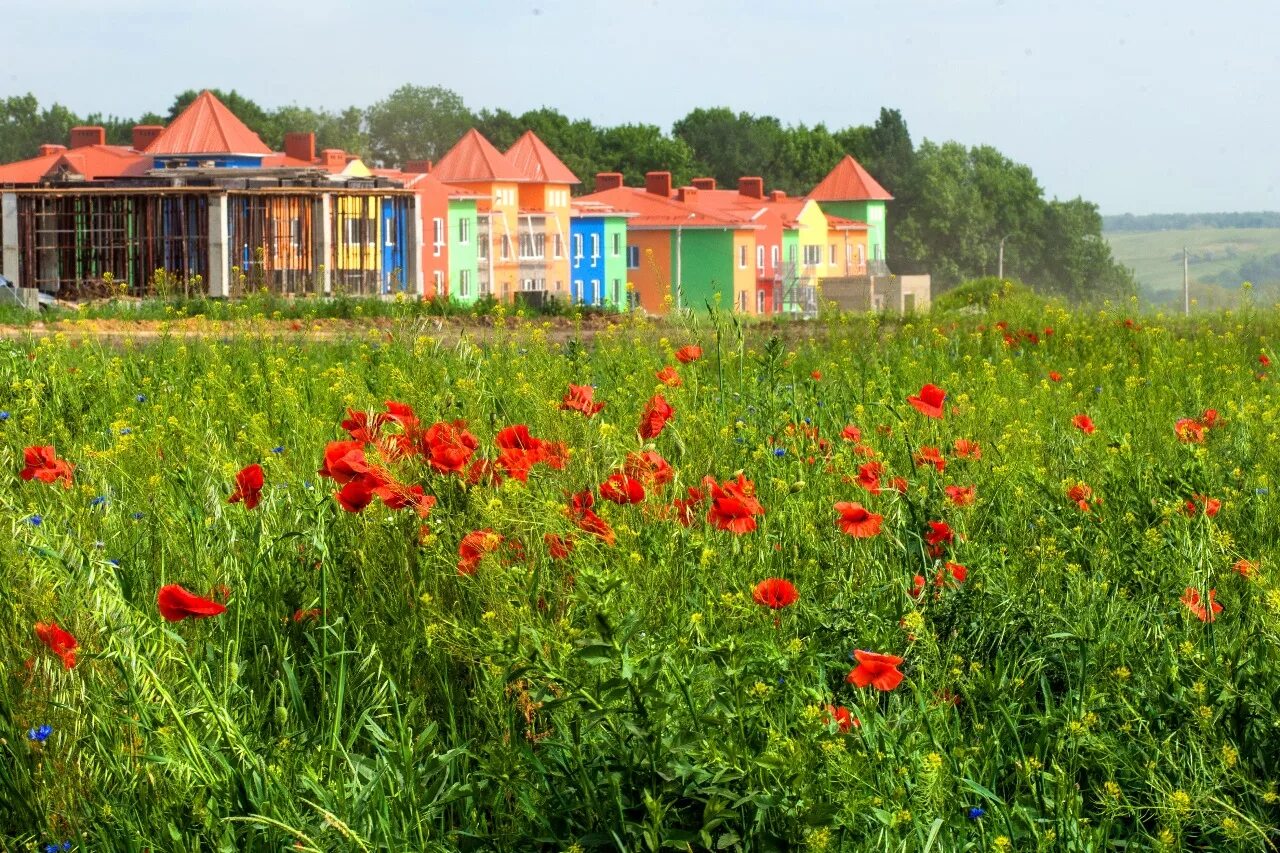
569, 201, 631, 308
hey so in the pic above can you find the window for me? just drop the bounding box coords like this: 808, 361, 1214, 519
591, 234, 600, 259
433, 270, 444, 296
802, 244, 822, 266
501, 234, 512, 260
477, 233, 488, 259
432, 218, 444, 256
573, 234, 584, 260
554, 234, 563, 259
459, 269, 471, 297
757, 290, 765, 314
788, 244, 797, 262
555, 280, 562, 291
757, 245, 765, 270
612, 232, 621, 256
739, 245, 747, 268
772, 245, 780, 267
290, 218, 303, 247
519, 233, 545, 259
458, 217, 470, 244
627, 245, 640, 269
573, 279, 582, 300
830, 244, 837, 265
613, 279, 620, 304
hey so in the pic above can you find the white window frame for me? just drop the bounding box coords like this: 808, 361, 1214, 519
458, 217, 470, 244
627, 245, 640, 269
739, 245, 747, 269
433, 270, 444, 295
459, 269, 471, 297
574, 234, 584, 262
756, 245, 764, 270
432, 218, 444, 256
554, 233, 563, 259
612, 232, 621, 256
772, 245, 780, 267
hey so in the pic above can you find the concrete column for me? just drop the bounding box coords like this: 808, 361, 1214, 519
314, 194, 332, 296
1, 193, 19, 286
407, 195, 424, 297
207, 193, 230, 298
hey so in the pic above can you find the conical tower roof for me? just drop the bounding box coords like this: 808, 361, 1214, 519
144, 90, 272, 156
505, 130, 579, 183
807, 154, 893, 201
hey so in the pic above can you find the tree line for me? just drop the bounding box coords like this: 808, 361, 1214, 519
1104, 211, 1280, 232
0, 85, 1134, 300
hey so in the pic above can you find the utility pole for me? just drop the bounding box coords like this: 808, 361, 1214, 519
998, 234, 1011, 281
1183, 246, 1189, 316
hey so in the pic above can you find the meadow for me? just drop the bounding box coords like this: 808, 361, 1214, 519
3, 294, 1280, 851
1104, 226, 1280, 308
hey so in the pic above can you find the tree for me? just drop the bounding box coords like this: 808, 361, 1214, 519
1033, 198, 1135, 301
271, 104, 368, 158
364, 85, 473, 167
774, 123, 845, 195
167, 89, 277, 146
473, 108, 526, 151
672, 108, 786, 188
0, 94, 80, 161
597, 124, 696, 189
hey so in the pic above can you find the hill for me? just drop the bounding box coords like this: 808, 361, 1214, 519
1104, 224, 1280, 309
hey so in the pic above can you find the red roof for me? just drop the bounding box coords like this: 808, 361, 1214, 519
578, 186, 758, 229
505, 131, 579, 184
0, 145, 149, 184
826, 214, 869, 230
807, 155, 893, 202
433, 129, 526, 183
144, 90, 272, 156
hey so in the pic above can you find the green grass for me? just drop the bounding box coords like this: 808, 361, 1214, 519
2, 305, 1279, 850
1105, 226, 1280, 307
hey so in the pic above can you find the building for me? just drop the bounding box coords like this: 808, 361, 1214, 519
806, 154, 892, 268
568, 200, 631, 309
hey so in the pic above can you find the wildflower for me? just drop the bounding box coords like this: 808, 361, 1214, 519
705, 474, 764, 534
773, 447, 787, 457
823, 704, 857, 732
292, 608, 322, 623
953, 438, 982, 459
136, 393, 147, 403
856, 461, 884, 494
945, 484, 976, 507
941, 561, 968, 584
0, 411, 9, 420
907, 383, 946, 419
1067, 483, 1095, 512
752, 578, 799, 610
561, 384, 605, 417
34, 622, 77, 669
810, 370, 823, 381
599, 472, 646, 505
656, 365, 683, 387
20, 445, 75, 488
494, 424, 564, 482
847, 650, 905, 691
1049, 371, 1063, 382
1174, 418, 1206, 443
913, 445, 946, 472
28, 725, 52, 743
457, 529, 503, 575
924, 520, 954, 556
27, 514, 42, 526
841, 424, 862, 442
421, 420, 479, 475
909, 574, 926, 598
1072, 413, 1095, 434
1234, 558, 1257, 578
1185, 494, 1221, 517
1181, 587, 1222, 622
624, 450, 673, 487
671, 486, 706, 527
335, 477, 377, 512
131, 511, 144, 520
1200, 408, 1220, 428
1260, 353, 1271, 367
967, 807, 985, 820
90, 496, 106, 507
834, 501, 883, 538
271, 446, 285, 454
638, 394, 675, 440
544, 533, 574, 560
156, 584, 228, 622
674, 344, 702, 363
228, 463, 264, 509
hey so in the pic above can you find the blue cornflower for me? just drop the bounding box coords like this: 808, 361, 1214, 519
136, 394, 147, 403
967, 807, 985, 820
0, 410, 9, 421
1094, 386, 1103, 394
271, 446, 284, 454
108, 559, 120, 568
304, 480, 314, 490
1256, 488, 1270, 496
773, 447, 787, 457
28, 514, 42, 526
90, 496, 106, 507
119, 428, 132, 436
28, 724, 52, 742
803, 417, 811, 425
131, 511, 144, 520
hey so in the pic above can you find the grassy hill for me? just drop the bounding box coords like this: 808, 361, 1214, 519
1104, 225, 1280, 309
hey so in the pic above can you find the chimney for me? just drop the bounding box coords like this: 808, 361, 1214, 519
677, 186, 699, 205
320, 149, 347, 171
131, 125, 164, 151
403, 159, 432, 174
594, 172, 624, 191
38, 144, 67, 157
284, 132, 316, 163
645, 171, 672, 197
692, 177, 717, 190
738, 176, 764, 199
69, 126, 106, 149
769, 190, 787, 201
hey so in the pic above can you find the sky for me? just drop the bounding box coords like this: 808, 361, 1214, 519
4, 0, 1278, 214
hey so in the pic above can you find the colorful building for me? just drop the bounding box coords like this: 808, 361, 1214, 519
568, 200, 631, 309
807, 154, 892, 266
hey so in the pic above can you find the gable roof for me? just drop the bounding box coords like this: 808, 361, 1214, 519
144, 90, 272, 156
505, 131, 580, 184
433, 129, 527, 183
807, 155, 893, 202
0, 145, 149, 184
578, 186, 759, 230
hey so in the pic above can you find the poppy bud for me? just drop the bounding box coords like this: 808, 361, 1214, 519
789, 480, 806, 493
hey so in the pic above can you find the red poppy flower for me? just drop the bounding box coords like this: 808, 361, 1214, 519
228, 463, 264, 509
372, 481, 436, 517
421, 420, 479, 475
157, 584, 228, 622
600, 472, 646, 505
841, 424, 862, 442
941, 561, 967, 584
34, 621, 77, 669
810, 370, 823, 381
674, 345, 703, 364
561, 384, 606, 417
856, 461, 884, 494
1181, 587, 1222, 622
544, 533, 575, 560
638, 394, 675, 440
834, 502, 883, 538
846, 650, 905, 691
752, 577, 799, 610
1260, 353, 1272, 367
909, 574, 926, 599
953, 439, 982, 460
20, 445, 75, 488
1174, 418, 1206, 444
341, 409, 384, 444
318, 440, 373, 484
335, 477, 377, 513
1234, 559, 1257, 578
1049, 371, 1063, 382
907, 384, 946, 419
705, 474, 765, 534
945, 485, 976, 507
913, 445, 946, 472
566, 490, 617, 545
383, 400, 419, 433
671, 486, 706, 526
890, 476, 909, 494
457, 529, 503, 575
624, 450, 674, 487
925, 520, 954, 557
1073, 414, 1095, 434
656, 366, 683, 387
1067, 483, 1095, 512
1200, 408, 1220, 428
494, 424, 560, 482
292, 608, 322, 623
1185, 494, 1221, 517
824, 704, 858, 732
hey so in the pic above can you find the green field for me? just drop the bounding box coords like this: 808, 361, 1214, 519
1105, 226, 1280, 307
3, 300, 1280, 850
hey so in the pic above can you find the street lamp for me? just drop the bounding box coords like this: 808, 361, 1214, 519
997, 234, 1012, 281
